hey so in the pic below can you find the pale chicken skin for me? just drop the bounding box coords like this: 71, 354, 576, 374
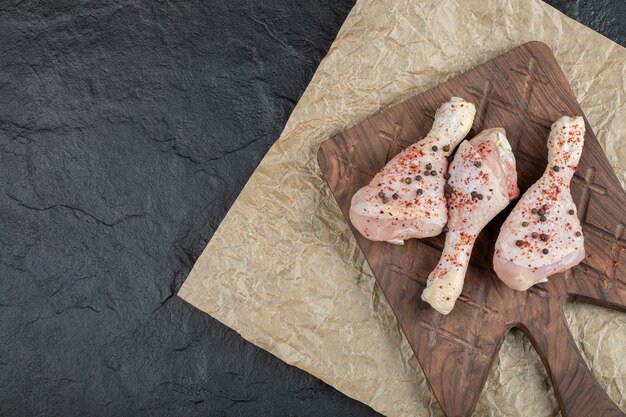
421, 128, 519, 314
493, 116, 585, 291
349, 97, 476, 243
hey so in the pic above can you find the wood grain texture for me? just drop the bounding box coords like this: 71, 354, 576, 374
318, 42, 626, 417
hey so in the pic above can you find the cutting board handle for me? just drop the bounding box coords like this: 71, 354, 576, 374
522, 301, 625, 417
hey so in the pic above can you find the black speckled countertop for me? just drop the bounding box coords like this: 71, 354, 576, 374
0, 1, 623, 416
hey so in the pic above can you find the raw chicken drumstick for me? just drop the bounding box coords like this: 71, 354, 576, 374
493, 116, 585, 291
350, 97, 476, 243
421, 128, 519, 314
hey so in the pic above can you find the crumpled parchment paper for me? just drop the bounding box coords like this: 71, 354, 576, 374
178, 0, 626, 415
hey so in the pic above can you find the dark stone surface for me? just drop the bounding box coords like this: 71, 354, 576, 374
544, 0, 626, 46
0, 1, 376, 416
0, 1, 622, 416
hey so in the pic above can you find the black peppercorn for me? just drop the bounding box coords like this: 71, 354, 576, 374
531, 208, 538, 214
430, 170, 437, 176
405, 177, 412, 184
416, 188, 423, 195
553, 165, 560, 172
432, 146, 438, 152
415, 175, 422, 181
442, 226, 449, 233
516, 240, 524, 247
538, 208, 545, 216
443, 173, 451, 180
443, 145, 450, 152
542, 248, 549, 254
392, 193, 399, 200
568, 209, 575, 215
540, 215, 547, 222
474, 161, 482, 168
425, 163, 432, 170
540, 234, 548, 241
575, 231, 582, 237
522, 221, 528, 227
532, 232, 539, 238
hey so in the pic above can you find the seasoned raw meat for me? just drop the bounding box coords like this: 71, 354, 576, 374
422, 128, 519, 314
349, 97, 476, 243
493, 116, 585, 291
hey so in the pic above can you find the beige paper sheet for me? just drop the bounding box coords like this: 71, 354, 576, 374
178, 0, 626, 415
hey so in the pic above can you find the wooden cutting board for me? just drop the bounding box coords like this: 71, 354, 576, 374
317, 42, 626, 417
